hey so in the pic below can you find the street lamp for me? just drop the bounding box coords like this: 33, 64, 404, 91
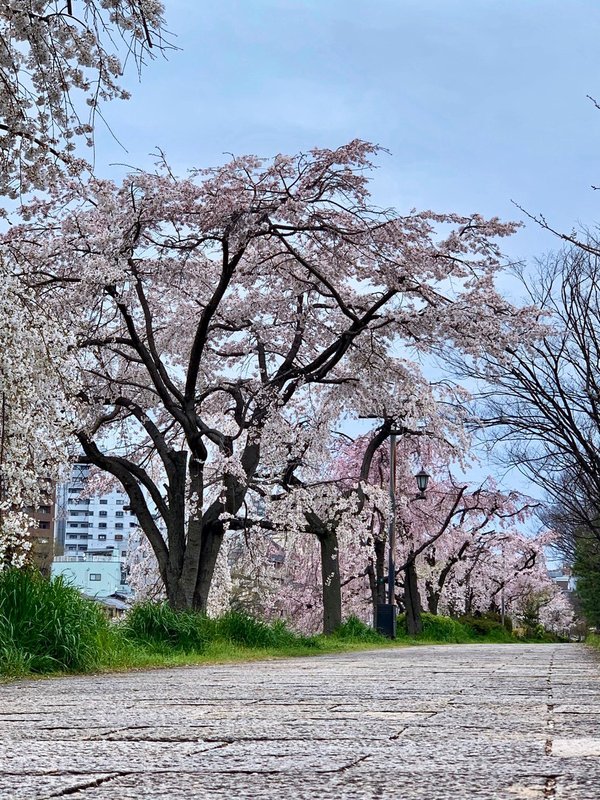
376, 445, 432, 639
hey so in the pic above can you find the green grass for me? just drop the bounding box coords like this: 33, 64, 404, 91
0, 570, 565, 680
330, 616, 386, 643
0, 568, 110, 675
587, 632, 600, 648
392, 612, 564, 644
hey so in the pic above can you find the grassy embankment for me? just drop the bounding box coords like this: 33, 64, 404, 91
0, 569, 561, 679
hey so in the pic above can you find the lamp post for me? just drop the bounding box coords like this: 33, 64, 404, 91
376, 445, 431, 638
387, 433, 397, 607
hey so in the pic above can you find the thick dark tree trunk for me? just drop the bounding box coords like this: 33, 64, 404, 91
318, 530, 342, 635
426, 584, 440, 615
464, 586, 474, 615
366, 562, 377, 626
367, 539, 388, 628
192, 523, 224, 611
165, 578, 192, 610
404, 557, 423, 635
161, 535, 195, 611
190, 449, 260, 611
148, 524, 223, 613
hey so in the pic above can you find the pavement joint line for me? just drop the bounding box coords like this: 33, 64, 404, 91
318, 754, 371, 774
543, 649, 558, 795
42, 773, 128, 799
543, 775, 558, 798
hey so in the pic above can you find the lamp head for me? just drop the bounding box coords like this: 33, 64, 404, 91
415, 469, 430, 495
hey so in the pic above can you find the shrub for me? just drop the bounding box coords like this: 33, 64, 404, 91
472, 610, 513, 633
459, 614, 510, 639
418, 613, 472, 642
0, 568, 109, 674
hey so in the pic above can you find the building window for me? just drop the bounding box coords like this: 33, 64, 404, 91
115, 511, 124, 518
100, 499, 108, 505
130, 522, 137, 528
67, 534, 78, 540
99, 511, 107, 517
66, 545, 77, 551
116, 499, 125, 505
115, 523, 123, 530
37, 521, 50, 530
89, 574, 102, 581
39, 505, 51, 514
77, 545, 88, 551
98, 523, 107, 529
114, 534, 124, 541
98, 534, 107, 541
121, 551, 127, 557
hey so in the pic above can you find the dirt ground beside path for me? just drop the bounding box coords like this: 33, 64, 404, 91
1, 643, 599, 799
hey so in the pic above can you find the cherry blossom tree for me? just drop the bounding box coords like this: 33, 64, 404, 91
0, 1, 167, 562
0, 1, 167, 197
7, 140, 539, 609
253, 395, 459, 633
0, 261, 76, 565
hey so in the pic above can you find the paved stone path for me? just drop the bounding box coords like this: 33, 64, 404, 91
1, 643, 599, 799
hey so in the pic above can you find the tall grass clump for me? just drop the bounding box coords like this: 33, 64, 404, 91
123, 601, 214, 652
0, 568, 109, 675
416, 613, 472, 642
332, 616, 385, 643
215, 610, 314, 648
124, 604, 318, 651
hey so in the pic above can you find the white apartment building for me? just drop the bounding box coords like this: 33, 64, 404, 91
55, 463, 138, 561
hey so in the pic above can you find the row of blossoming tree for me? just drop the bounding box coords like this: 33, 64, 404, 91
224, 435, 572, 635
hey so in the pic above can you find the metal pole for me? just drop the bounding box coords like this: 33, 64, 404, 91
388, 433, 396, 605
500, 549, 505, 627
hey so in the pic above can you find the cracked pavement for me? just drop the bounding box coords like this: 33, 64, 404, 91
1, 643, 599, 799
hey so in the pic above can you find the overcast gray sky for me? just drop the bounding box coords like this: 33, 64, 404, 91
97, 0, 600, 276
